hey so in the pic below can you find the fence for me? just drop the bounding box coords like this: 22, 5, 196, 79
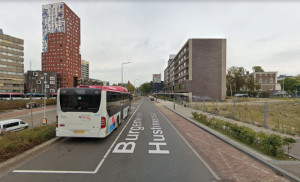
186, 98, 300, 136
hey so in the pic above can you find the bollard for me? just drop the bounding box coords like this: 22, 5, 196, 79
173, 98, 175, 110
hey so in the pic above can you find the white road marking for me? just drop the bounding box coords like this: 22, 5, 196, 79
13, 99, 144, 175
154, 105, 221, 180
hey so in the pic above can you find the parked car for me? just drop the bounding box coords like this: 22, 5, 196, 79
150, 96, 155, 101
234, 93, 249, 98
26, 102, 38, 109
0, 119, 29, 134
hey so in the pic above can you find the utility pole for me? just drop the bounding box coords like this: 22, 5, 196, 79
43, 74, 47, 125
30, 73, 33, 132
233, 97, 237, 120
264, 102, 268, 128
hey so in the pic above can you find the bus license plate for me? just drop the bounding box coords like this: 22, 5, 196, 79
74, 130, 85, 134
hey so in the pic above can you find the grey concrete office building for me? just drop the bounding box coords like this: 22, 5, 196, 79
0, 29, 24, 93
163, 39, 226, 101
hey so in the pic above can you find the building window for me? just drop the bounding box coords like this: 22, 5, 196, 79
50, 81, 55, 84
36, 80, 41, 84
50, 76, 55, 80
270, 85, 273, 90
50, 89, 55, 93
259, 78, 262, 84
33, 72, 39, 76
270, 78, 273, 83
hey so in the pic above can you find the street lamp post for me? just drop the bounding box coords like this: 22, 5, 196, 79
121, 62, 131, 84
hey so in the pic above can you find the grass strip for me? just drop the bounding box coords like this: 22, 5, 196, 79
191, 112, 296, 160
0, 99, 57, 111
0, 123, 56, 163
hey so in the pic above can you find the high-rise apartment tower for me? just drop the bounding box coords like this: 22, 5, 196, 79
42, 2, 81, 88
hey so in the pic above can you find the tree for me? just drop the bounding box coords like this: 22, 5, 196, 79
252, 66, 264, 72
112, 83, 117, 86
280, 77, 298, 92
139, 82, 151, 94
126, 83, 135, 93
227, 66, 247, 92
246, 77, 261, 91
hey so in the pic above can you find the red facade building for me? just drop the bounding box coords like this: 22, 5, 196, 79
42, 2, 81, 88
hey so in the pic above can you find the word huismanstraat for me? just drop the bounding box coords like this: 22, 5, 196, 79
112, 113, 143, 153
149, 113, 170, 154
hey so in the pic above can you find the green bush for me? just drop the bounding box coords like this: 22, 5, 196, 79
0, 123, 56, 162
192, 112, 295, 158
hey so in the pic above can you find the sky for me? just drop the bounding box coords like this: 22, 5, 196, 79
1, 0, 300, 87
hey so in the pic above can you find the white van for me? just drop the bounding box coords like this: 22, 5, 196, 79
0, 119, 29, 134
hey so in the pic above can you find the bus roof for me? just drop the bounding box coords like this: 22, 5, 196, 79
77, 85, 129, 94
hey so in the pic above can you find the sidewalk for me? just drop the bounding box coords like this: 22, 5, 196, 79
0, 105, 56, 120
156, 99, 300, 180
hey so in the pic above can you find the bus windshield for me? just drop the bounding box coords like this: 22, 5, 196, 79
60, 88, 101, 113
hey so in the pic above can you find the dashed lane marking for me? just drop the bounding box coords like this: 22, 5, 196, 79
13, 100, 144, 175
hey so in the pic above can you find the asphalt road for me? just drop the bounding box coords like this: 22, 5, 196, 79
0, 106, 56, 128
0, 98, 217, 182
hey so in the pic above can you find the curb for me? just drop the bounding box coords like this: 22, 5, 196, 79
164, 106, 300, 182
0, 137, 61, 171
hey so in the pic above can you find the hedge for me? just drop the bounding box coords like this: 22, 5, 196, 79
192, 112, 296, 158
0, 123, 56, 162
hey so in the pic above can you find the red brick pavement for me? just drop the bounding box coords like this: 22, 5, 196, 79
157, 105, 289, 182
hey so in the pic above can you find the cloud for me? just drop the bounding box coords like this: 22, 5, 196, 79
1, 1, 300, 87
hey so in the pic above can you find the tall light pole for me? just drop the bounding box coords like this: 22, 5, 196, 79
121, 62, 131, 84
43, 75, 47, 125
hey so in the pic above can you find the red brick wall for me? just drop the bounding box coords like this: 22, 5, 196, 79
42, 3, 81, 88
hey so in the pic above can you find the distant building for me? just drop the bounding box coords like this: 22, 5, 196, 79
150, 81, 164, 93
150, 73, 163, 93
163, 39, 226, 101
248, 71, 281, 92
42, 2, 81, 88
0, 29, 24, 93
277, 74, 293, 84
80, 78, 109, 86
153, 74, 161, 83
24, 71, 60, 97
81, 60, 89, 79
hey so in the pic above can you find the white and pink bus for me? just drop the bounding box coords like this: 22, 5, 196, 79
56, 86, 131, 138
